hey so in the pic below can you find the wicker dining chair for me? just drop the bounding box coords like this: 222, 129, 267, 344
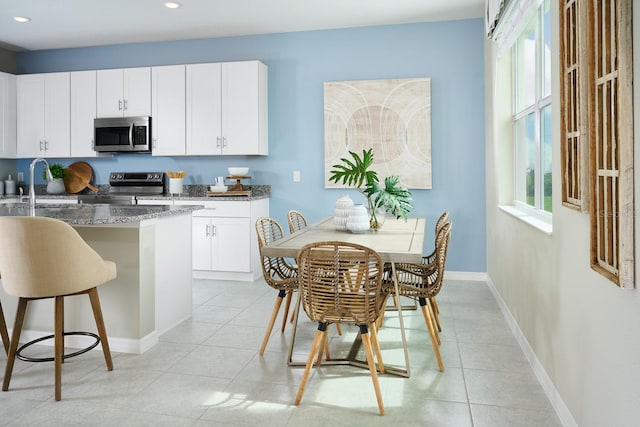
287, 209, 308, 234
382, 221, 452, 372
426, 211, 450, 332
286, 209, 343, 337
295, 241, 386, 415
255, 217, 299, 355
0, 299, 9, 355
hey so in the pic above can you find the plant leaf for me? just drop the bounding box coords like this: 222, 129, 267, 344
328, 148, 378, 189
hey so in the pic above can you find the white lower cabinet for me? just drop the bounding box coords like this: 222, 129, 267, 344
143, 198, 268, 281
192, 216, 249, 271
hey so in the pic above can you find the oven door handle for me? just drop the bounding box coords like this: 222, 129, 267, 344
129, 123, 134, 149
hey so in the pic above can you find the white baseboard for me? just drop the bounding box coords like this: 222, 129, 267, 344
485, 276, 577, 427
9, 329, 159, 355
444, 270, 488, 281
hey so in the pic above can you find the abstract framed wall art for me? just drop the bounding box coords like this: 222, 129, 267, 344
324, 77, 432, 189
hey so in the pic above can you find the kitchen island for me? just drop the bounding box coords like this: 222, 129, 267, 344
0, 202, 203, 354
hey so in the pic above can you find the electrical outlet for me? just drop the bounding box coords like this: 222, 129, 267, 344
17, 172, 24, 182
293, 170, 301, 182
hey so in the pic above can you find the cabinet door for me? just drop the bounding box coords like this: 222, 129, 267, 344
221, 61, 268, 155
152, 65, 186, 156
0, 72, 17, 158
43, 72, 70, 158
70, 71, 98, 157
124, 67, 151, 117
17, 74, 45, 157
192, 216, 213, 270
96, 69, 123, 117
186, 62, 222, 155
212, 217, 251, 272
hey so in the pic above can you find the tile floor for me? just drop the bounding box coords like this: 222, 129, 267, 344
0, 278, 563, 426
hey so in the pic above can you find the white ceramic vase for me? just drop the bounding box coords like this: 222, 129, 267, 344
346, 204, 370, 233
46, 178, 66, 194
334, 194, 354, 230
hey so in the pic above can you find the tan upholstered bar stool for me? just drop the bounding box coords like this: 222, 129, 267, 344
0, 298, 9, 354
0, 216, 117, 401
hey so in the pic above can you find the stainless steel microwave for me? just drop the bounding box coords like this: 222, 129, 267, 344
94, 116, 152, 153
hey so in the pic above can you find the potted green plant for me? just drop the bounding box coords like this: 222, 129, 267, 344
329, 148, 413, 229
44, 163, 66, 194
44, 163, 66, 181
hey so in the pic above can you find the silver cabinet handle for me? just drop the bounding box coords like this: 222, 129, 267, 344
118, 99, 122, 111
44, 140, 49, 151
205, 224, 210, 237
39, 141, 43, 151
211, 224, 216, 236
216, 136, 221, 148
124, 99, 128, 110
222, 137, 227, 148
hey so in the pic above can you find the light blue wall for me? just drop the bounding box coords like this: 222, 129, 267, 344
16, 19, 486, 272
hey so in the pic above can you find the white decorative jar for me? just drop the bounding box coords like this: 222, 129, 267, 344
334, 194, 354, 230
46, 178, 66, 194
346, 204, 370, 234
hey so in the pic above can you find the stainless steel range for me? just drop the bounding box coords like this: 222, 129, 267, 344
78, 172, 165, 205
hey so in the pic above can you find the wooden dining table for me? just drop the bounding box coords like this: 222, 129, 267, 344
260, 215, 426, 377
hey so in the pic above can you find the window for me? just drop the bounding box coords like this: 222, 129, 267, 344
512, 0, 552, 216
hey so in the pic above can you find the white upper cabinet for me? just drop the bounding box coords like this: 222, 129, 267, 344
151, 65, 186, 156
17, 72, 71, 158
186, 62, 221, 155
186, 60, 268, 156
70, 70, 99, 158
96, 67, 151, 118
0, 72, 17, 158
222, 61, 268, 155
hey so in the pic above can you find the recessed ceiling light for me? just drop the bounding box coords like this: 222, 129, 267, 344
164, 2, 181, 8
13, 16, 31, 23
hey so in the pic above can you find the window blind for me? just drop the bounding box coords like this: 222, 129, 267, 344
487, 0, 543, 54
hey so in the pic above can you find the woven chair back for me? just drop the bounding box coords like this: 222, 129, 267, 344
287, 210, 308, 234
435, 211, 449, 235
296, 241, 384, 326
255, 217, 298, 291
393, 221, 452, 299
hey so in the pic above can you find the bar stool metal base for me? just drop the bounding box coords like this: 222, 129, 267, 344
16, 331, 100, 363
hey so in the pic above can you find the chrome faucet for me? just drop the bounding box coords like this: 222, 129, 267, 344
29, 158, 53, 209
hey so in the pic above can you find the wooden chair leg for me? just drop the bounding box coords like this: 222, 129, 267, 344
429, 297, 442, 333
334, 323, 342, 336
295, 326, 326, 406
0, 300, 9, 355
281, 291, 293, 333
88, 288, 113, 371
3, 298, 27, 392
360, 327, 385, 415
54, 296, 64, 401
319, 331, 331, 363
259, 290, 285, 355
369, 322, 384, 374
420, 302, 444, 371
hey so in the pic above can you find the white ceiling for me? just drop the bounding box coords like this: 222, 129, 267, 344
0, 0, 485, 52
